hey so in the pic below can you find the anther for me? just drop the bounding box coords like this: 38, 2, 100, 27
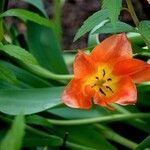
106, 86, 113, 92
107, 78, 112, 81
96, 76, 99, 80
91, 84, 96, 88
102, 69, 106, 77
99, 88, 106, 96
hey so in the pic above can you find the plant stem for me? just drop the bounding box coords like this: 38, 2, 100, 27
46, 112, 150, 125
94, 124, 138, 149
25, 64, 73, 81
126, 0, 139, 26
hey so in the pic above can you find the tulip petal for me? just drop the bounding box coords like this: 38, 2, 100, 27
61, 79, 92, 109
74, 50, 96, 78
113, 59, 148, 76
114, 77, 137, 105
90, 33, 132, 63
93, 77, 137, 108
131, 67, 150, 83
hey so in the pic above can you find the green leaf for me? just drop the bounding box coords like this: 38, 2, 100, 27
48, 105, 111, 119
0, 44, 38, 65
127, 32, 145, 45
0, 60, 51, 88
0, 87, 63, 115
26, 115, 53, 128
0, 114, 25, 150
102, 0, 122, 25
0, 80, 20, 89
27, 22, 68, 74
23, 134, 61, 147
0, 64, 19, 85
0, 9, 54, 29
74, 9, 108, 41
135, 135, 150, 150
138, 20, 150, 45
93, 21, 135, 34
137, 83, 150, 92
22, 0, 48, 17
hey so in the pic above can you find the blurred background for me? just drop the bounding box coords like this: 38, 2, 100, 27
7, 0, 150, 49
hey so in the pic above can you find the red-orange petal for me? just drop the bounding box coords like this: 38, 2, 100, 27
90, 33, 132, 64
93, 77, 137, 108
113, 58, 148, 76
61, 79, 92, 109
131, 67, 150, 83
114, 77, 137, 105
74, 50, 96, 79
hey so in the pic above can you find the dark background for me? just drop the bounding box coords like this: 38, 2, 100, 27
7, 0, 150, 49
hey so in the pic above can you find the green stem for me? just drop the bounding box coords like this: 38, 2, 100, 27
46, 112, 150, 125
126, 0, 139, 26
25, 64, 73, 81
94, 124, 138, 149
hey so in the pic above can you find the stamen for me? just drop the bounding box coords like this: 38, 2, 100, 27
96, 76, 99, 80
106, 86, 113, 92
91, 84, 96, 88
107, 78, 112, 81
99, 88, 106, 96
102, 69, 106, 77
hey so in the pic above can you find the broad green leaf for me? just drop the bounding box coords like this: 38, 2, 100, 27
0, 64, 19, 85
102, 0, 122, 25
0, 114, 25, 150
93, 21, 135, 34
138, 20, 150, 45
74, 9, 108, 41
27, 22, 68, 74
0, 80, 20, 89
0, 44, 38, 65
48, 105, 112, 119
135, 135, 150, 150
22, 0, 48, 17
0, 60, 51, 88
0, 9, 54, 29
0, 87, 63, 115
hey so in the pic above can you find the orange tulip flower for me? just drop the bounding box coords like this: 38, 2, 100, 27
62, 33, 150, 109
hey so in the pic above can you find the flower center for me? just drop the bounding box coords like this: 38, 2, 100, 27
84, 64, 118, 97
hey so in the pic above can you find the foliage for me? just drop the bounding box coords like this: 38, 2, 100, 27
0, 0, 150, 150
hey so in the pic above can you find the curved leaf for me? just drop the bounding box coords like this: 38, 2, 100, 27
74, 9, 108, 41
138, 20, 150, 45
0, 87, 63, 115
0, 9, 54, 29
102, 0, 122, 25
93, 21, 135, 34
0, 44, 38, 65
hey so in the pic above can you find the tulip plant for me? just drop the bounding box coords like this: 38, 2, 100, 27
0, 0, 150, 150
